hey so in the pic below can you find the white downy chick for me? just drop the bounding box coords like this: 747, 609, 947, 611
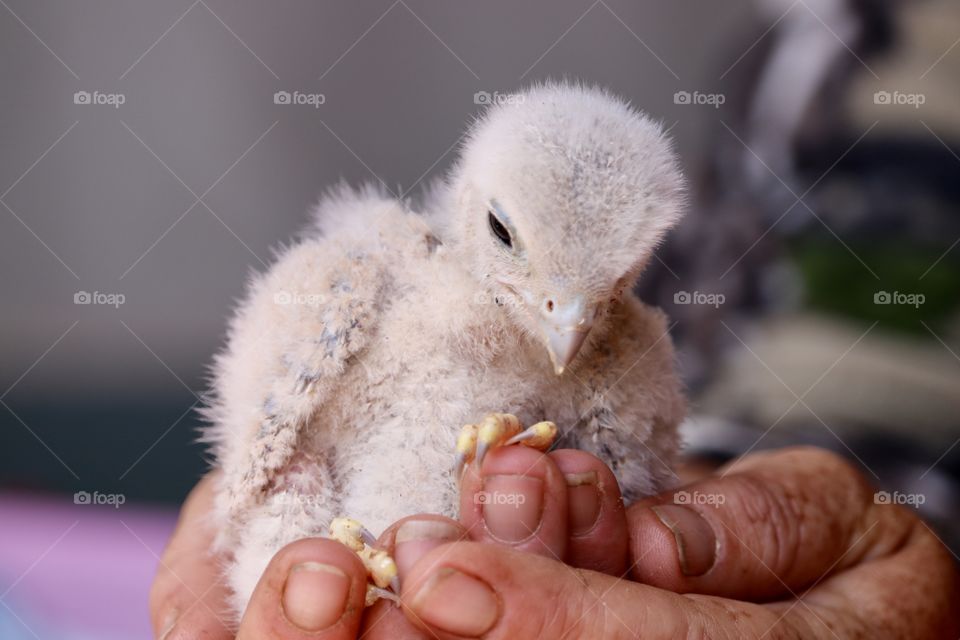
203, 82, 687, 618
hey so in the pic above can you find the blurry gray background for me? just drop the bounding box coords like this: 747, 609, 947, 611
0, 0, 754, 500
1, 0, 958, 529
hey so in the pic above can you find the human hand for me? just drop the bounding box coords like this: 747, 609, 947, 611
149, 472, 368, 639
388, 447, 960, 638
150, 447, 960, 638
148, 446, 628, 638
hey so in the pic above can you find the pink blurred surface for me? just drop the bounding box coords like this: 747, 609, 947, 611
0, 491, 177, 639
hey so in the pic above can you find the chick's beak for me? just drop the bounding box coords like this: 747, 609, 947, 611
538, 296, 593, 375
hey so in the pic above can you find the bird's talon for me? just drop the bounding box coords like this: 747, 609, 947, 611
366, 585, 401, 607
475, 413, 521, 468
453, 414, 558, 472
329, 516, 399, 606
504, 420, 558, 450
329, 517, 369, 552
454, 423, 479, 481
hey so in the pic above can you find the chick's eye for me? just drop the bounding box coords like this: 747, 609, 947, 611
488, 211, 512, 248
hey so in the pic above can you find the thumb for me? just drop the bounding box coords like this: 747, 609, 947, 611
235, 537, 368, 640
398, 541, 784, 639
626, 446, 913, 600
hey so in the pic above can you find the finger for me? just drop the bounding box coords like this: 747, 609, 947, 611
360, 599, 432, 640
359, 515, 470, 640
378, 514, 470, 579
400, 541, 791, 639
459, 445, 568, 559
149, 472, 234, 639
548, 449, 628, 575
781, 519, 960, 639
626, 446, 916, 600
236, 537, 368, 640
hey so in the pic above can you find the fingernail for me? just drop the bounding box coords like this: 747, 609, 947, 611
282, 562, 350, 631
409, 568, 498, 637
395, 519, 462, 576
651, 505, 717, 576
481, 474, 544, 543
566, 471, 601, 536
157, 608, 177, 639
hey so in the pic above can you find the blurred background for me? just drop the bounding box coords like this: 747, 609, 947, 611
1, 0, 958, 637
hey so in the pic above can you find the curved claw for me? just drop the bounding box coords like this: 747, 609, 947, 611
475, 441, 490, 470
360, 526, 378, 548
454, 451, 467, 484
474, 413, 521, 469
330, 517, 368, 552
366, 585, 401, 606
504, 421, 558, 450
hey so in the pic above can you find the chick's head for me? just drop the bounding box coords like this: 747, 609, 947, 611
451, 83, 685, 374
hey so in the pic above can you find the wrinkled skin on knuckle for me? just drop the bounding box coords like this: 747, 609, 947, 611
538, 568, 595, 637
718, 473, 804, 585
885, 521, 960, 638
526, 568, 627, 639
794, 447, 918, 567
727, 447, 876, 583
695, 596, 812, 640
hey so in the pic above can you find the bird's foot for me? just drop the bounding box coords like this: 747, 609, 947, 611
329, 517, 400, 606
454, 412, 558, 480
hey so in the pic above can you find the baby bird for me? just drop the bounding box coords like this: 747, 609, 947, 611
204, 82, 687, 617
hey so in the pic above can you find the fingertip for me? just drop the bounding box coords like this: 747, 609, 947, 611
549, 449, 628, 574
237, 537, 367, 639
400, 542, 502, 639
378, 515, 467, 579
626, 447, 886, 601
625, 500, 699, 590
459, 445, 567, 559
400, 539, 703, 639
